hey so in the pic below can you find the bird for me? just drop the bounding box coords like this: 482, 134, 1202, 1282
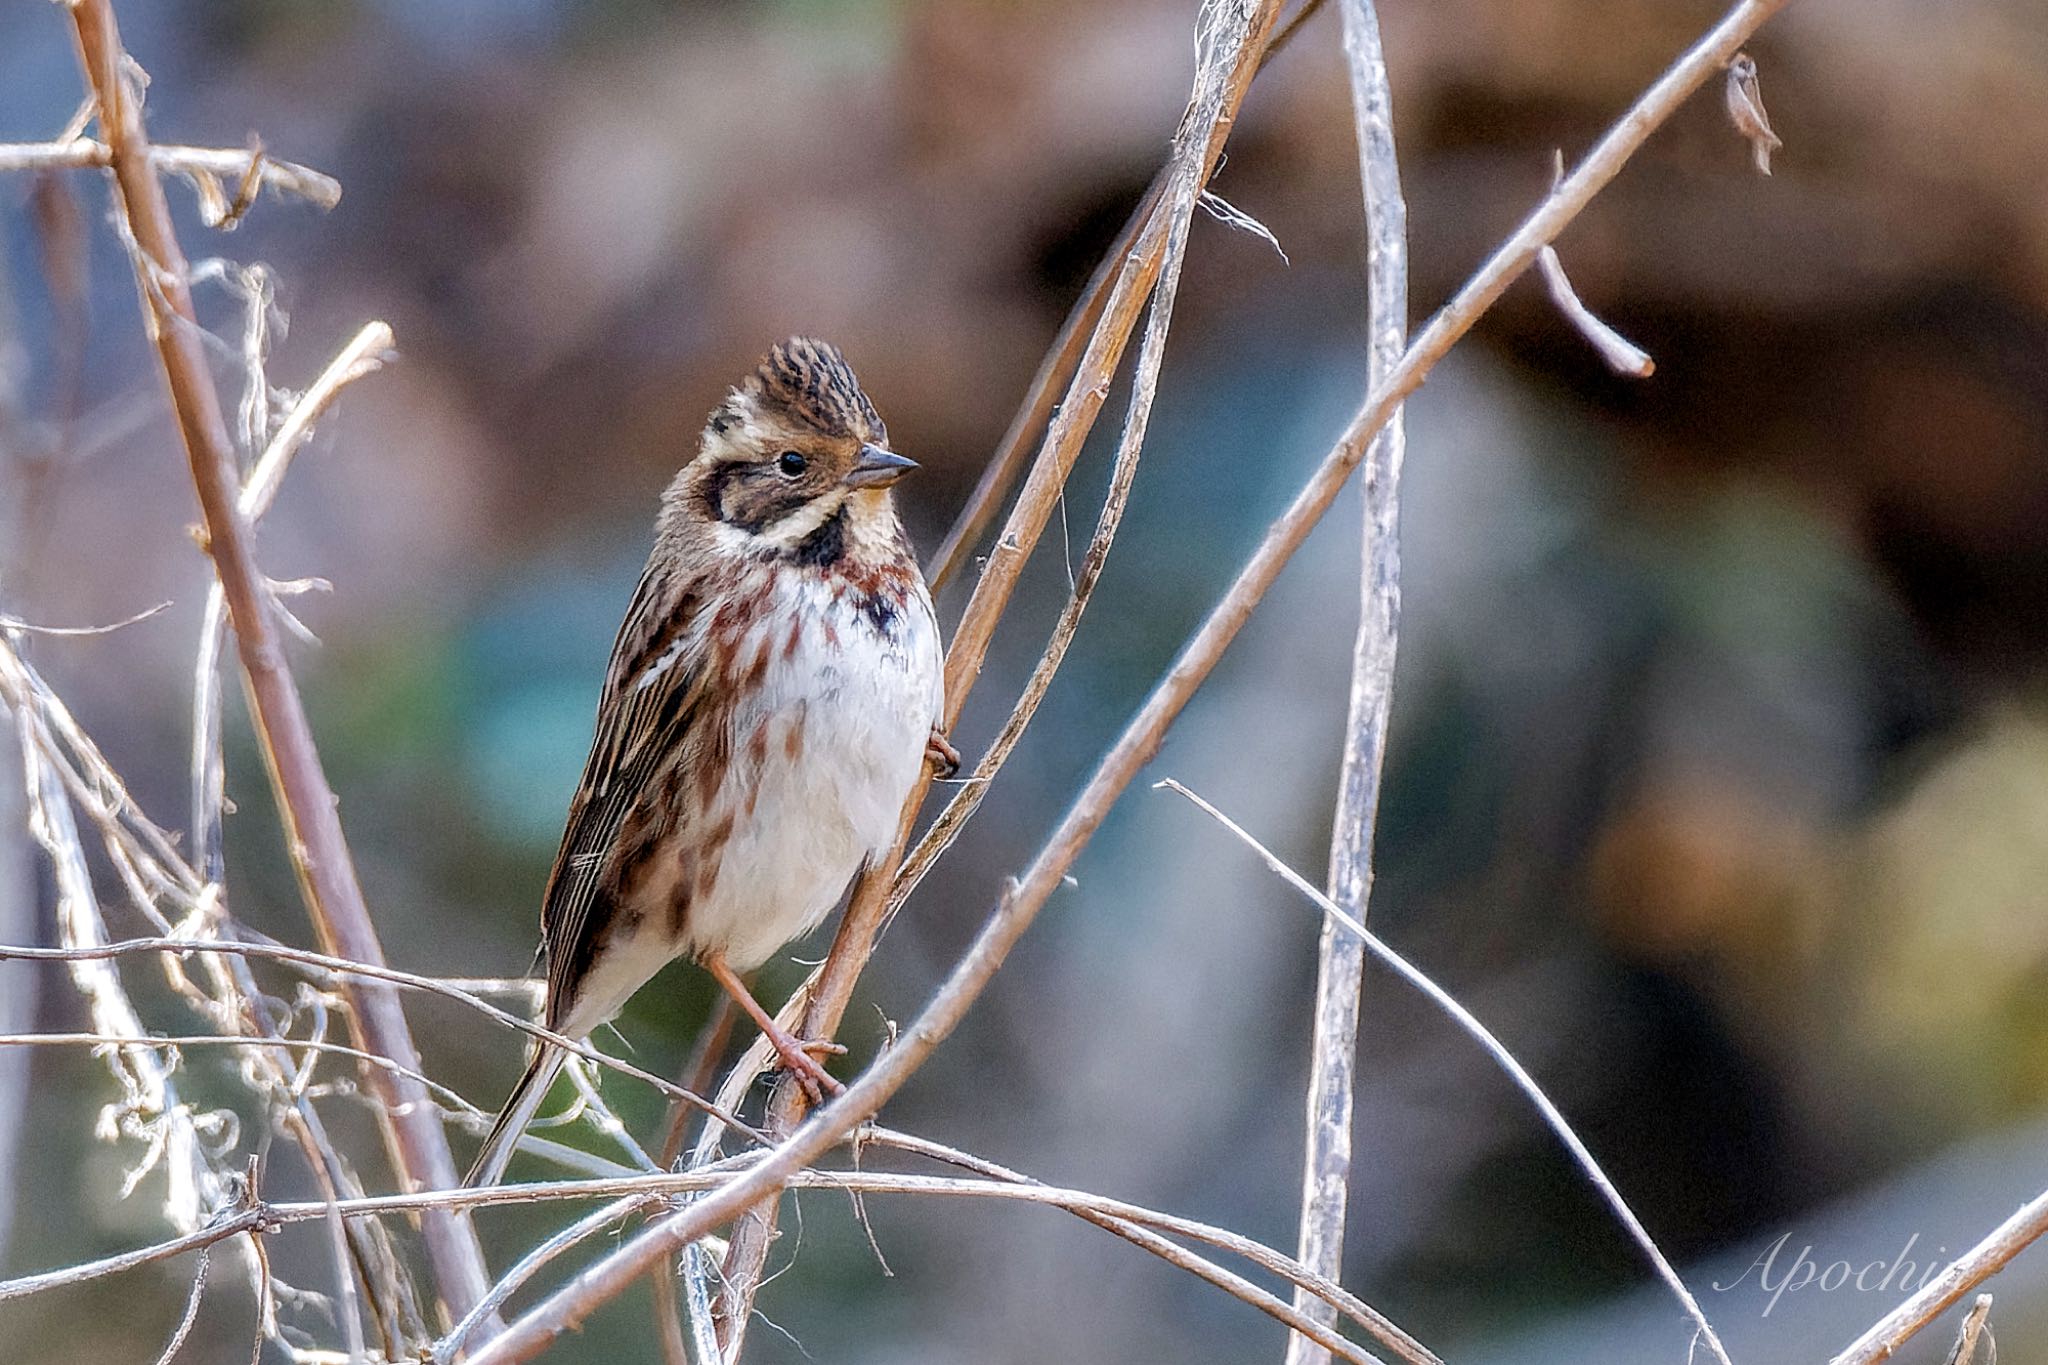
466, 337, 955, 1188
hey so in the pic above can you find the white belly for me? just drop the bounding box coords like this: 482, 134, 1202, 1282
680, 573, 941, 971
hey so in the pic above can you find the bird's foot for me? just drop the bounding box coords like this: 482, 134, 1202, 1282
762, 1022, 846, 1102
925, 728, 962, 780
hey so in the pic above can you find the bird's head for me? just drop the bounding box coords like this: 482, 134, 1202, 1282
675, 337, 916, 561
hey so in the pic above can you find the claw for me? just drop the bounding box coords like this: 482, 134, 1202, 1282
704, 949, 848, 1100
925, 728, 961, 780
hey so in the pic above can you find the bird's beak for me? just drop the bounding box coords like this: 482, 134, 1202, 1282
844, 442, 918, 489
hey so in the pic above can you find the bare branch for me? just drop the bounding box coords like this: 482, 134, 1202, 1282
706, 0, 1291, 1351
0, 137, 341, 209
923, 0, 1330, 591
1832, 1197, 2048, 1365
59, 0, 491, 1320
1945, 1295, 1995, 1365
0, 1208, 272, 1304
1292, 2, 1406, 1360
193, 321, 393, 885
11, 707, 229, 1232
10, 1152, 1435, 1365
1537, 245, 1654, 376
872, 1129, 1436, 1365
0, 936, 759, 1139
149, 1248, 211, 1365
0, 1032, 484, 1118
1157, 778, 1734, 1365
436, 1197, 649, 1363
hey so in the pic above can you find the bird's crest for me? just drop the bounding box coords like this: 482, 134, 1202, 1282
739, 337, 886, 445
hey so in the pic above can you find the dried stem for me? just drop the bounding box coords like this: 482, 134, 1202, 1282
1832, 1197, 2048, 1365
457, 3, 1796, 1357
922, 0, 1329, 592
1945, 1295, 1995, 1365
61, 0, 491, 1323
651, 997, 737, 1365
1291, 3, 1406, 1362
0, 935, 757, 1137
1536, 244, 1654, 376
10, 1154, 1433, 1365
706, 0, 1288, 1352
922, 179, 1148, 591
13, 712, 227, 1232
0, 137, 341, 209
0, 1032, 482, 1116
1159, 778, 1734, 1365
873, 1129, 1436, 1365
194, 321, 393, 885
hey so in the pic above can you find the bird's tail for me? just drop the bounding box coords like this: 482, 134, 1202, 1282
464, 1045, 566, 1188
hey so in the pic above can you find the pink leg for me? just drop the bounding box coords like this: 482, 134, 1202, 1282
703, 951, 846, 1101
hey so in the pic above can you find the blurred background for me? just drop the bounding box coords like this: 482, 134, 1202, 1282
4, 0, 2048, 1360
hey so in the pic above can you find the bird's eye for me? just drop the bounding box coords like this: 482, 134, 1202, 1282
776, 451, 808, 478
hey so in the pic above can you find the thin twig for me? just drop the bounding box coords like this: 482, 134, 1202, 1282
706, 1, 1290, 1352
59, 0, 491, 1321
435, 1197, 649, 1363
871, 1128, 1435, 1365
923, 0, 1330, 591
0, 937, 758, 1138
1536, 245, 1654, 376
1944, 1295, 1994, 1365
0, 137, 340, 209
651, 997, 737, 1365
280, 1110, 371, 1364
13, 712, 227, 1231
1291, 2, 1406, 1361
922, 178, 1149, 591
1157, 778, 1735, 1365
1832, 1198, 2048, 1365
147, 1246, 211, 1365
459, 4, 1796, 1356
193, 321, 393, 895
0, 1032, 483, 1117
8, 1155, 1432, 1365
0, 1208, 273, 1304
7, 624, 416, 1354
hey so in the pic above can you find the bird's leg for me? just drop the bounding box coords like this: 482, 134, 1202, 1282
925, 727, 961, 780
702, 951, 846, 1101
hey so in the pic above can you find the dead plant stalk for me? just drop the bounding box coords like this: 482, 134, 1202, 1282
701, 0, 1287, 1352
61, 0, 492, 1320
1291, 1, 1406, 1361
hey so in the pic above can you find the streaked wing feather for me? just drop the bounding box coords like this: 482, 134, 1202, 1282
538, 565, 707, 1022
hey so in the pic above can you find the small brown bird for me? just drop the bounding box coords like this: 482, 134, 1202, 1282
467, 338, 952, 1187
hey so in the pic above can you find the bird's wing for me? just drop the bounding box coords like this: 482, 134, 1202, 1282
537, 561, 714, 1023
